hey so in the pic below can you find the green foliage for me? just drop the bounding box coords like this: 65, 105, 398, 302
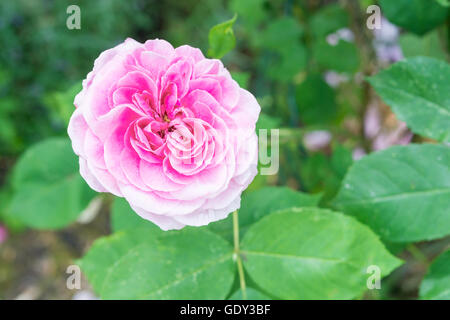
44, 82, 82, 126
229, 0, 267, 27
420, 250, 450, 299
2, 0, 450, 301
313, 39, 360, 73
111, 197, 160, 233
295, 74, 337, 125
240, 208, 402, 299
229, 288, 271, 300
368, 57, 450, 142
8, 138, 96, 229
399, 31, 447, 60
379, 0, 448, 36
309, 3, 349, 38
79, 228, 235, 299
208, 14, 237, 59
257, 17, 307, 81
208, 186, 321, 241
334, 144, 450, 243
230, 71, 251, 89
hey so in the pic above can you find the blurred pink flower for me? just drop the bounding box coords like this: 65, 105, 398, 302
0, 224, 7, 244
303, 130, 331, 151
68, 38, 260, 230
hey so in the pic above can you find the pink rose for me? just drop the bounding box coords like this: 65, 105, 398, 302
68, 38, 260, 230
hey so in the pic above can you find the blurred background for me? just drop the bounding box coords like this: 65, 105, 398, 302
0, 0, 449, 299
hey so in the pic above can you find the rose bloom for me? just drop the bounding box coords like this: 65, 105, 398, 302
68, 38, 260, 230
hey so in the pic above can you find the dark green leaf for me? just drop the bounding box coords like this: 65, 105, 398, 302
309, 4, 349, 38
313, 39, 360, 73
379, 0, 448, 36
295, 74, 337, 125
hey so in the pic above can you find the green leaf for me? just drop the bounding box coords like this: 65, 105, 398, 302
111, 197, 160, 233
313, 39, 360, 73
379, 0, 448, 35
208, 186, 321, 242
268, 44, 307, 81
309, 3, 349, 38
258, 18, 307, 81
43, 81, 82, 125
229, 288, 271, 300
230, 71, 250, 89
207, 14, 237, 59
0, 187, 25, 231
295, 74, 337, 125
420, 250, 450, 299
79, 229, 235, 299
334, 144, 450, 242
229, 0, 267, 26
256, 113, 282, 131
399, 31, 447, 60
241, 207, 402, 299
436, 0, 450, 7
9, 138, 96, 229
258, 17, 303, 51
368, 57, 450, 142
78, 230, 162, 294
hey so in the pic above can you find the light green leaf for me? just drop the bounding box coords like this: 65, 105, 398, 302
9, 137, 96, 229
78, 230, 161, 294
44, 81, 81, 125
208, 186, 321, 242
208, 14, 237, 59
379, 0, 448, 35
420, 250, 450, 299
241, 207, 402, 299
79, 229, 235, 299
229, 288, 271, 300
399, 31, 447, 60
436, 0, 450, 7
111, 197, 160, 233
368, 57, 450, 142
334, 144, 450, 242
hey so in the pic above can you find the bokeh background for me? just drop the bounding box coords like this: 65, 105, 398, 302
0, 0, 449, 299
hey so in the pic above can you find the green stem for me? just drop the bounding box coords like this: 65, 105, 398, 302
233, 210, 247, 300
407, 244, 428, 265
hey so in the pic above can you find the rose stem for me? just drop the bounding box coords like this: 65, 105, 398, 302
233, 210, 247, 300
